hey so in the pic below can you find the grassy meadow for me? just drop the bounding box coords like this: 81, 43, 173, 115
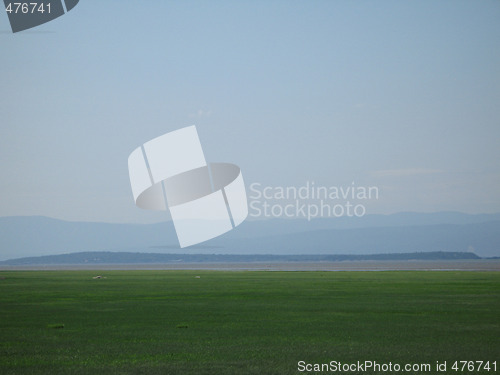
0, 270, 499, 374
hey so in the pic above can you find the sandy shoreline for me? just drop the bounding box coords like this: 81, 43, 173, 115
1, 259, 499, 271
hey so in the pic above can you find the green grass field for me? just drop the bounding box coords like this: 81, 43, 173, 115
0, 271, 498, 374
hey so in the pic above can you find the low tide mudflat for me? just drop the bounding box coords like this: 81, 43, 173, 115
0, 271, 499, 374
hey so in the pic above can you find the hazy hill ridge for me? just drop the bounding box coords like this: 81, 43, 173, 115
0, 212, 499, 261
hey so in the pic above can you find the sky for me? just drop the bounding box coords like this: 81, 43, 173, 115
1, 0, 499, 223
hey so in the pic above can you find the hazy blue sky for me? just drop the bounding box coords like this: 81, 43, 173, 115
1, 0, 499, 223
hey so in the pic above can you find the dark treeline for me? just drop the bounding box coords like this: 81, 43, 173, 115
1, 251, 481, 265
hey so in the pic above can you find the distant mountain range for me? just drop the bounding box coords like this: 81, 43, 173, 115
0, 212, 499, 261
